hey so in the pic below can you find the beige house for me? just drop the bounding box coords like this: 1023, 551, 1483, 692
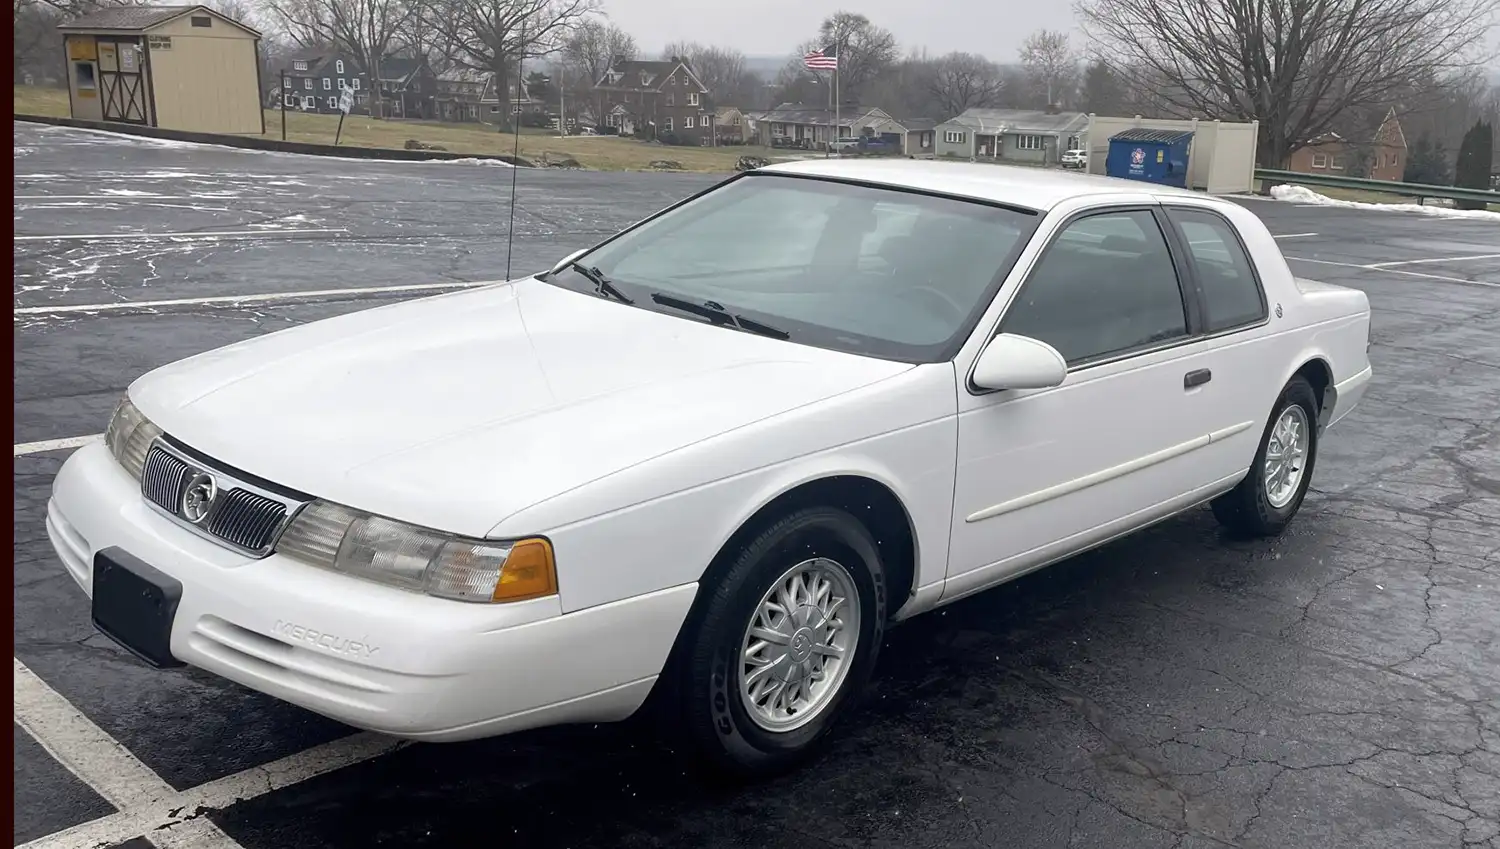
59, 5, 264, 135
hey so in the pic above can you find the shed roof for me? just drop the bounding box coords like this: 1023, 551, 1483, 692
58, 4, 260, 36
1109, 128, 1194, 143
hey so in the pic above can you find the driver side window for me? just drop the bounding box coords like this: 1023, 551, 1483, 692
1000, 209, 1188, 365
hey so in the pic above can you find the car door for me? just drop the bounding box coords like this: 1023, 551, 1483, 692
944, 205, 1223, 602
1157, 203, 1282, 483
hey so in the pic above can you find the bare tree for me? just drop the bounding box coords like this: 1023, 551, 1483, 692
1076, 0, 1500, 168
924, 51, 1005, 116
1019, 29, 1076, 106
813, 11, 898, 102
266, 0, 416, 117
660, 41, 756, 106
419, 0, 598, 129
560, 18, 634, 125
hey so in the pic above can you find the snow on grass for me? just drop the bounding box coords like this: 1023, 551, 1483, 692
1270, 184, 1500, 221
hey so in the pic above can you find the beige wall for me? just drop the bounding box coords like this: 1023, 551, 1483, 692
1084, 115, 1260, 194
145, 17, 261, 134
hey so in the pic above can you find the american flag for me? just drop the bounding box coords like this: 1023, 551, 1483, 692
802, 45, 839, 70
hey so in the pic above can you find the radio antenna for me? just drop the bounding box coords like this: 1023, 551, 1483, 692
504, 40, 524, 281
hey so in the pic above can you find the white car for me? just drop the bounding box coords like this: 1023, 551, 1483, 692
48, 160, 1373, 775
1061, 149, 1089, 169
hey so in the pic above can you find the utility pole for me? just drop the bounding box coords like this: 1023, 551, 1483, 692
279, 69, 286, 141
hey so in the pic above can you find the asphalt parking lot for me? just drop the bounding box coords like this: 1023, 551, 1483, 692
13, 120, 1500, 849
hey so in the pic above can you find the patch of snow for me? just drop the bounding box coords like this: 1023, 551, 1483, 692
99, 188, 162, 197
1269, 184, 1500, 221
426, 157, 514, 167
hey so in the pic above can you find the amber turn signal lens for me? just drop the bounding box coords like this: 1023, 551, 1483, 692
492, 538, 558, 602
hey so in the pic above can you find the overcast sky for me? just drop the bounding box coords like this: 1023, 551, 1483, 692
607, 0, 1082, 62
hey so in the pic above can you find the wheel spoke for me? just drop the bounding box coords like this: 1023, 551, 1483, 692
812, 642, 844, 658
750, 626, 792, 646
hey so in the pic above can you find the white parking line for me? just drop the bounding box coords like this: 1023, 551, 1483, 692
1366, 253, 1500, 268
15, 229, 347, 243
17, 719, 407, 849
15, 280, 500, 316
1274, 232, 1318, 239
15, 435, 103, 456
1284, 255, 1500, 288
13, 657, 243, 848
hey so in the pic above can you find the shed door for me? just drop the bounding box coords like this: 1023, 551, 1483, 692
96, 37, 148, 125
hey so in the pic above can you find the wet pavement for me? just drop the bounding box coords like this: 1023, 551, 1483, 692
12, 120, 1500, 849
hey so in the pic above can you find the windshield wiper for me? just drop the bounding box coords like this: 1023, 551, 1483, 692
567, 262, 633, 304
649, 293, 790, 340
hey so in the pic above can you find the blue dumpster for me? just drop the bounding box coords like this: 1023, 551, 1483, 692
1105, 128, 1194, 188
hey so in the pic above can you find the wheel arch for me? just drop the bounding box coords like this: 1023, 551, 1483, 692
678, 471, 922, 648
1286, 355, 1335, 430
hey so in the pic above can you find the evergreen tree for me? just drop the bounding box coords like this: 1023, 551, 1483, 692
1403, 134, 1453, 185
1080, 59, 1124, 115
1453, 120, 1494, 210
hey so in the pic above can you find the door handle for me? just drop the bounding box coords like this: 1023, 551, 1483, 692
1184, 369, 1212, 389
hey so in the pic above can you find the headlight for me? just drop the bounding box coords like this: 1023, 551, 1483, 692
104, 396, 162, 479
276, 500, 557, 604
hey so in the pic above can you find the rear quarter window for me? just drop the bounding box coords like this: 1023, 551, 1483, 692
1166, 208, 1267, 332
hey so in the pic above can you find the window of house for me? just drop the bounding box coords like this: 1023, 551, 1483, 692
327, 96, 337, 108
337, 78, 346, 89
283, 77, 291, 89
352, 78, 360, 90
1389, 153, 1399, 167
302, 96, 314, 108
666, 92, 674, 106
1330, 154, 1345, 170
1311, 153, 1328, 169
640, 72, 650, 86
304, 78, 312, 90
944, 130, 965, 144
685, 116, 695, 129
1016, 134, 1045, 150
688, 92, 699, 106
1001, 210, 1188, 365
323, 78, 331, 90
190, 15, 211, 26
294, 60, 308, 71
1166, 208, 1266, 331
336, 60, 344, 74
664, 117, 673, 132
283, 94, 294, 107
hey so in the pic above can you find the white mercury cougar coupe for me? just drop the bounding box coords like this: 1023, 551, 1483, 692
49, 160, 1373, 774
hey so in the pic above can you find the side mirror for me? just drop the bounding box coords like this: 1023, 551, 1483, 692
548, 248, 588, 276
971, 333, 1068, 391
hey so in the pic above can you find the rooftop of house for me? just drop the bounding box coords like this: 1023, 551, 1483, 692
942, 108, 1089, 134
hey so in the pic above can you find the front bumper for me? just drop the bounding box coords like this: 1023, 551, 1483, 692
47, 441, 696, 741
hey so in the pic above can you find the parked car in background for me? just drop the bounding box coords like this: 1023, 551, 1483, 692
49, 160, 1373, 778
1061, 148, 1089, 169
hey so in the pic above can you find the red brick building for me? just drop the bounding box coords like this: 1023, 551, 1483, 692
1287, 108, 1407, 181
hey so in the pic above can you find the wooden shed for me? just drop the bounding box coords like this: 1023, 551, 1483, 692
58, 5, 264, 135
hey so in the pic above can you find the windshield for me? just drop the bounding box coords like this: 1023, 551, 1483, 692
547, 173, 1041, 363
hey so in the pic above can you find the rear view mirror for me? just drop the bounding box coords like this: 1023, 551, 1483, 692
971, 333, 1068, 391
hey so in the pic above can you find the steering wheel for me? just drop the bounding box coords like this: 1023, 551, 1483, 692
896, 284, 968, 325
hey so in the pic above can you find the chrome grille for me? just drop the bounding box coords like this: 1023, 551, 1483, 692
140, 444, 296, 555
204, 488, 286, 551
142, 445, 191, 509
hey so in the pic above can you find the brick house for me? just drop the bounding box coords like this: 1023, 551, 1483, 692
435, 68, 487, 122
594, 57, 714, 144
1288, 107, 1407, 181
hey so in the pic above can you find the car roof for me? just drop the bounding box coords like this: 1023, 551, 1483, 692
758, 158, 1204, 211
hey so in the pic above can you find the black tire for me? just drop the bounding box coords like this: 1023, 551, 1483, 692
1212, 375, 1320, 537
671, 506, 887, 777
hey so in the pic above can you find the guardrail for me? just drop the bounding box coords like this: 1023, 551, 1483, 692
1254, 168, 1500, 206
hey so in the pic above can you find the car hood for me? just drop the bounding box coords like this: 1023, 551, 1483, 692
131, 278, 912, 537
